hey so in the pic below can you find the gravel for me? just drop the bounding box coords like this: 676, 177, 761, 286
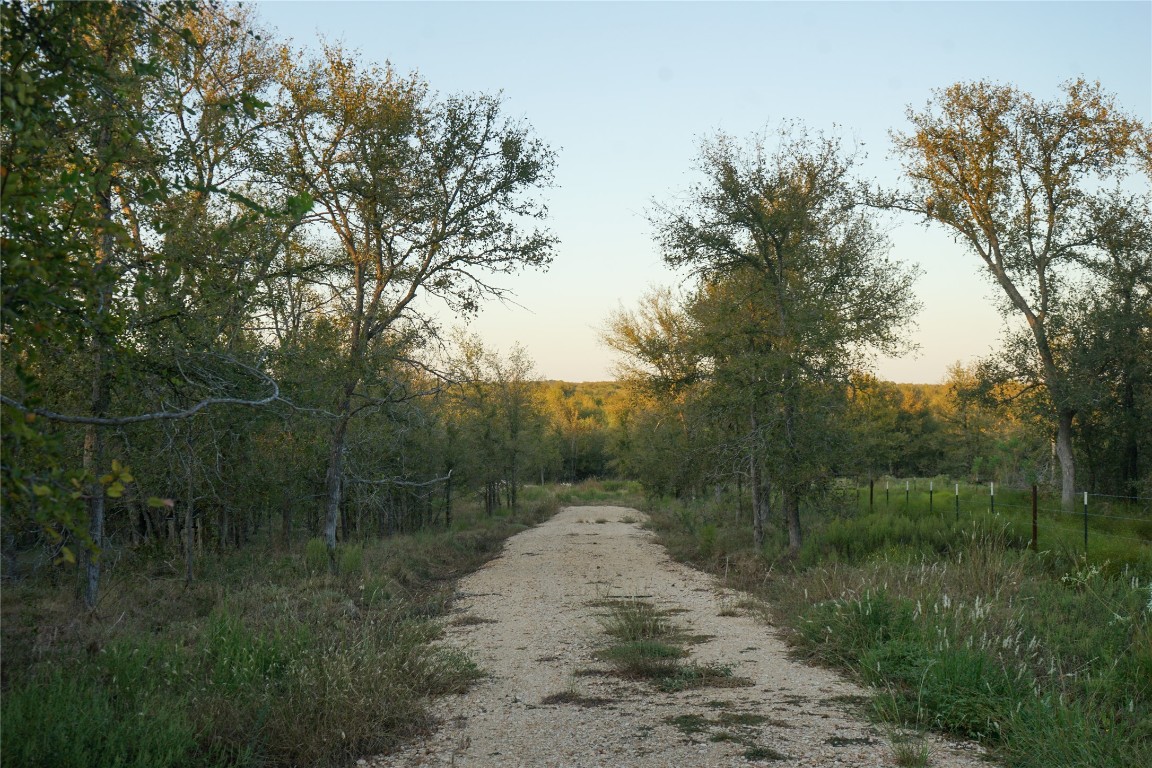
360, 506, 995, 768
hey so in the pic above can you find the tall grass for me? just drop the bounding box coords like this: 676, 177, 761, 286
1, 492, 560, 768
644, 487, 1152, 768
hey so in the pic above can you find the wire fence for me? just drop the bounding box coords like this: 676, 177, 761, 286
852, 478, 1152, 555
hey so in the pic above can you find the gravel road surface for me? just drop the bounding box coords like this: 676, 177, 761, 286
362, 506, 993, 768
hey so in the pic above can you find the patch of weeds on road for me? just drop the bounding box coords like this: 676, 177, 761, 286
596, 640, 687, 679
665, 713, 712, 735
539, 690, 614, 708
666, 711, 787, 758
595, 597, 752, 692
890, 731, 933, 767
743, 745, 787, 761
656, 662, 753, 692
827, 735, 878, 747
718, 712, 770, 727
597, 597, 678, 642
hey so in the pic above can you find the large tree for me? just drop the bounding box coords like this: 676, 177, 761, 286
1, 1, 293, 607
892, 79, 1148, 507
641, 125, 919, 549
276, 46, 556, 567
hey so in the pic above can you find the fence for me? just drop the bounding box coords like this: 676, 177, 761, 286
853, 478, 1151, 557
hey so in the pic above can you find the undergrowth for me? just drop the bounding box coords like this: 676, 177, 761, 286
1, 493, 559, 768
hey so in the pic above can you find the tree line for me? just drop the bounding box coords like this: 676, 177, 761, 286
3, 0, 1149, 601
605, 86, 1150, 550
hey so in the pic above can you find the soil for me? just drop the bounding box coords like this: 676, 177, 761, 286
361, 506, 994, 768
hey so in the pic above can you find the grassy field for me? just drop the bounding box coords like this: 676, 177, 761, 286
644, 482, 1152, 768
1, 488, 564, 768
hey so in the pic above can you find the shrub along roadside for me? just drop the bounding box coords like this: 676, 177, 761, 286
643, 493, 1152, 768
1, 491, 560, 768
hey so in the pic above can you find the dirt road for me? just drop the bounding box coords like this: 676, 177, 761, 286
363, 506, 992, 768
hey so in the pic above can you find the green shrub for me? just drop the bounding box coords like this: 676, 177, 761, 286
340, 543, 364, 576
304, 537, 329, 575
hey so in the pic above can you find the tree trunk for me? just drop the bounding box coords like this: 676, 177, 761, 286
184, 448, 195, 586
82, 421, 105, 610
783, 484, 802, 553
82, 149, 116, 611
1056, 407, 1076, 509
323, 406, 352, 573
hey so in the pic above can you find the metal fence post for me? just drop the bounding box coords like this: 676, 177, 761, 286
955, 482, 959, 521
990, 481, 995, 515
1036, 485, 1046, 552
1083, 491, 1089, 553
929, 480, 934, 514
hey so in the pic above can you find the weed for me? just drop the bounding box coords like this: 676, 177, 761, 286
743, 745, 787, 761
598, 597, 676, 642
540, 690, 614, 707
892, 736, 933, 767
304, 536, 329, 575
665, 713, 711, 735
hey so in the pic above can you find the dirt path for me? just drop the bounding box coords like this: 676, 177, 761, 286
363, 506, 993, 768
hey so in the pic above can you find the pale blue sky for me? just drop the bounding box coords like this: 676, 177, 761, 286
255, 0, 1152, 382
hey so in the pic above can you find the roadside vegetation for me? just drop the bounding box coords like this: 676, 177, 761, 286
1, 490, 558, 768
644, 488, 1152, 768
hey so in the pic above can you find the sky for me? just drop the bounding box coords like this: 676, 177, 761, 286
254, 0, 1152, 383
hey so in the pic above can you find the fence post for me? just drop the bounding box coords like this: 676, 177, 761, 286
955, 482, 959, 521
1083, 491, 1089, 554
990, 481, 995, 515
1036, 485, 1046, 552
905, 480, 910, 510
929, 480, 934, 513
886, 480, 890, 507
444, 470, 453, 529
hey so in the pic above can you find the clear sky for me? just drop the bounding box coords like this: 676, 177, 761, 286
254, 0, 1152, 383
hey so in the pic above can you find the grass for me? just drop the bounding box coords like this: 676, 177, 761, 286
555, 478, 647, 508
664, 712, 787, 760
1, 492, 560, 768
643, 484, 1152, 768
592, 596, 751, 692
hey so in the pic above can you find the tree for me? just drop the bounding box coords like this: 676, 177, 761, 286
1065, 192, 1152, 494
892, 79, 1148, 507
1, 0, 294, 607
275, 46, 556, 567
444, 335, 546, 514
643, 125, 920, 550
